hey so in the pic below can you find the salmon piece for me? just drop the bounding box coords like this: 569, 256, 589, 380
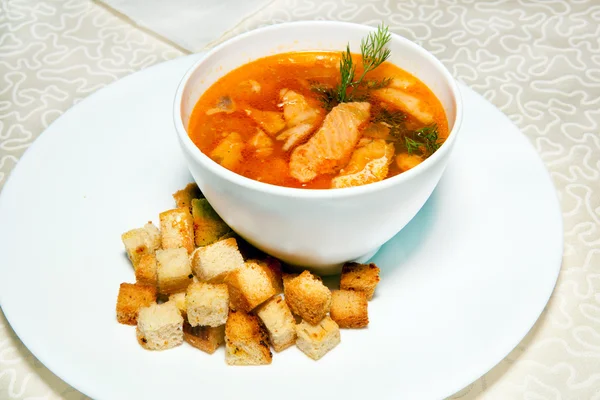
210, 132, 244, 170
243, 106, 286, 136
331, 139, 394, 188
396, 153, 423, 172
374, 88, 434, 124
280, 89, 320, 127
277, 89, 321, 151
277, 123, 313, 152
249, 128, 274, 158
289, 102, 371, 183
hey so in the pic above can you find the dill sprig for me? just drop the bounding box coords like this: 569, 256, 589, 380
404, 124, 441, 156
310, 83, 337, 112
405, 137, 422, 154
414, 125, 441, 155
373, 108, 408, 141
313, 24, 392, 110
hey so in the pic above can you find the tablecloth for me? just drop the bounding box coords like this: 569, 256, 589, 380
0, 0, 599, 398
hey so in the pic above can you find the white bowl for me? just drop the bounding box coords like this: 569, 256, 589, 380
173, 21, 463, 274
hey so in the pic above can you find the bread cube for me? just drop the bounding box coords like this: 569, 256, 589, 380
136, 302, 183, 350
169, 292, 187, 316
192, 198, 231, 246
330, 290, 369, 328
256, 295, 296, 352
121, 222, 161, 268
116, 282, 157, 325
340, 262, 381, 300
191, 238, 244, 282
186, 281, 229, 327
159, 208, 194, 254
296, 316, 340, 360
136, 253, 158, 287
225, 310, 272, 365
172, 182, 203, 212
254, 257, 283, 294
284, 270, 331, 325
225, 261, 276, 312
183, 322, 225, 354
156, 248, 193, 294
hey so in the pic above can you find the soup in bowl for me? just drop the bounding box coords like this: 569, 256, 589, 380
174, 21, 462, 274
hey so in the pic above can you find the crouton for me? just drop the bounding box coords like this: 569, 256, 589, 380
156, 248, 193, 294
186, 281, 229, 327
251, 257, 283, 294
284, 270, 331, 324
256, 295, 296, 352
191, 238, 244, 282
183, 322, 225, 354
225, 310, 272, 365
136, 302, 183, 350
225, 261, 276, 312
282, 272, 298, 286
296, 316, 340, 360
169, 292, 187, 316
172, 182, 203, 212
191, 198, 231, 246
135, 253, 157, 287
159, 208, 194, 254
121, 222, 161, 267
330, 290, 369, 328
116, 282, 157, 325
340, 262, 381, 300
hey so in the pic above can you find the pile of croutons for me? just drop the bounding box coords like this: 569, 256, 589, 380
116, 183, 380, 364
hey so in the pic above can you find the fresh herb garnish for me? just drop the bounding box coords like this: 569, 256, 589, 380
310, 83, 337, 111
373, 108, 408, 140
414, 125, 441, 155
404, 137, 422, 154
312, 23, 392, 110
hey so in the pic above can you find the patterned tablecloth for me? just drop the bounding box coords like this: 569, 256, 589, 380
0, 0, 598, 398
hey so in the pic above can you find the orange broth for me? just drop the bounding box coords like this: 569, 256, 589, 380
188, 51, 448, 189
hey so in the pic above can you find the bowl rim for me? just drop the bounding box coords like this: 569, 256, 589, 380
173, 20, 463, 199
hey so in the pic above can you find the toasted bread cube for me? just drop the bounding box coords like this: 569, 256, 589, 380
296, 316, 340, 360
340, 262, 381, 300
183, 322, 225, 354
254, 257, 283, 294
192, 198, 231, 246
121, 222, 161, 268
284, 270, 331, 325
330, 290, 369, 328
191, 238, 244, 282
225, 261, 276, 312
159, 208, 194, 254
225, 310, 272, 365
169, 292, 187, 316
136, 302, 183, 350
186, 281, 229, 327
116, 283, 157, 325
173, 182, 203, 212
256, 295, 296, 352
136, 253, 158, 287
156, 248, 193, 294
282, 272, 298, 286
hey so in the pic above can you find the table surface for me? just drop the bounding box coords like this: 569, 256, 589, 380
0, 0, 598, 399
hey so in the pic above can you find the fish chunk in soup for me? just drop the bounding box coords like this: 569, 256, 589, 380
188, 51, 448, 189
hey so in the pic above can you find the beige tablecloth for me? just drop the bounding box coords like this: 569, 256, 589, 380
1, 0, 599, 398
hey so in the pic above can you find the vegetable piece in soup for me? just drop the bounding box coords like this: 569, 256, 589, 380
188, 51, 448, 189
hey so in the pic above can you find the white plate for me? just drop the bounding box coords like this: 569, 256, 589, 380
0, 54, 562, 400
